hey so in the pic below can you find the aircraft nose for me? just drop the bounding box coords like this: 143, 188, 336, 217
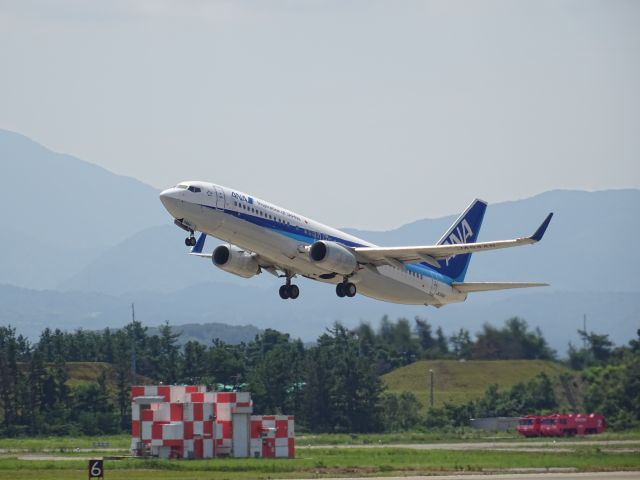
159, 187, 180, 211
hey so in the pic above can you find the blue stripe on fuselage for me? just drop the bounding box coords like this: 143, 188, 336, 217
201, 203, 455, 285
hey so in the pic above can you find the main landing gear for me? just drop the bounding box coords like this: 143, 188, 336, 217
279, 273, 300, 300
336, 279, 356, 298
185, 235, 197, 247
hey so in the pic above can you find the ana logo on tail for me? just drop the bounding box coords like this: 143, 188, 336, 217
443, 219, 473, 266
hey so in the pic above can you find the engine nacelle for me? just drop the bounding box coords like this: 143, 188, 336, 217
309, 240, 357, 275
212, 244, 260, 279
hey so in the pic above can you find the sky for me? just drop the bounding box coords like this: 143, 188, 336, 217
1, 0, 639, 230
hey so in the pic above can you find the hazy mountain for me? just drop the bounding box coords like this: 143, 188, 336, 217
58, 225, 246, 295
0, 129, 167, 288
1, 281, 638, 354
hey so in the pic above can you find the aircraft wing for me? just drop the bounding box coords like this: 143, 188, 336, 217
352, 212, 553, 268
451, 282, 548, 293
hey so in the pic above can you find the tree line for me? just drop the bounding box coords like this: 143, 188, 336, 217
0, 318, 637, 436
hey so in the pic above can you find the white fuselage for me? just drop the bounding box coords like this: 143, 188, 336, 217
159, 181, 467, 306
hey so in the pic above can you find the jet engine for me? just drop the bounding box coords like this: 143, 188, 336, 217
309, 240, 358, 275
212, 244, 260, 278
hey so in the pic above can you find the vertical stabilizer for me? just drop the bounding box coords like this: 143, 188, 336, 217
432, 199, 487, 281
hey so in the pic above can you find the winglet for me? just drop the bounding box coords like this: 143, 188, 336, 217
191, 232, 207, 253
530, 213, 553, 242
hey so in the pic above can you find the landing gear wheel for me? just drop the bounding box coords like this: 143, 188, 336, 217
288, 284, 300, 299
185, 236, 196, 247
345, 282, 357, 297
336, 283, 346, 298
279, 285, 290, 300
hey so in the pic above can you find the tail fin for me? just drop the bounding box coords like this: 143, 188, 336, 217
433, 199, 487, 281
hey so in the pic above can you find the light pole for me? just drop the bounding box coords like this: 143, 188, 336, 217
429, 368, 434, 408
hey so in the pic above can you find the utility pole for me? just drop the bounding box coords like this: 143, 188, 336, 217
583, 314, 587, 350
429, 368, 434, 409
131, 303, 137, 385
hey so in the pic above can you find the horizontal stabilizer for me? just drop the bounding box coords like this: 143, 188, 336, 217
451, 282, 548, 293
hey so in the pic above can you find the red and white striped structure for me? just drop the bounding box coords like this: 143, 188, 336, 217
131, 385, 294, 459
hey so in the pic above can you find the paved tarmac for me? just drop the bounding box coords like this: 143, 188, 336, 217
317, 472, 640, 480
299, 439, 640, 451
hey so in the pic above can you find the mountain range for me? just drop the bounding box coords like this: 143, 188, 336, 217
1, 129, 638, 353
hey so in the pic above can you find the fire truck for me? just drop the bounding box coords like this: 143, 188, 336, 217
516, 415, 542, 437
529, 413, 606, 437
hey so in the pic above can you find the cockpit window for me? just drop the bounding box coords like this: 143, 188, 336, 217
188, 186, 201, 193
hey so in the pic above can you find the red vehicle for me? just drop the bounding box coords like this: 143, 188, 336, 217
575, 413, 606, 435
516, 415, 542, 437
537, 413, 606, 437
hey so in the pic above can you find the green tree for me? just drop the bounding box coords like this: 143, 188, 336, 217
302, 324, 383, 433
449, 328, 473, 359
207, 339, 246, 386
158, 322, 181, 384
181, 341, 208, 383
0, 326, 23, 435
380, 391, 422, 431
473, 318, 554, 360
248, 338, 305, 414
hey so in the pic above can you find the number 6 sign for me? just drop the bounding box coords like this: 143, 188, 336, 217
89, 459, 103, 479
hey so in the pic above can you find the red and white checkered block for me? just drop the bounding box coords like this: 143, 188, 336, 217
214, 393, 253, 419
132, 385, 208, 403
182, 420, 214, 439
215, 420, 233, 455
130, 438, 143, 452
183, 439, 194, 459
141, 421, 153, 441
215, 391, 251, 406
275, 438, 294, 458
162, 422, 184, 440
186, 392, 215, 403
250, 415, 294, 458
216, 403, 232, 421
183, 403, 215, 422
203, 439, 214, 458
185, 385, 207, 394
256, 416, 293, 437
136, 402, 184, 422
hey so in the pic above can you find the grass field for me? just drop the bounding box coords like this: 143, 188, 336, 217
0, 446, 638, 479
382, 359, 576, 411
0, 435, 131, 452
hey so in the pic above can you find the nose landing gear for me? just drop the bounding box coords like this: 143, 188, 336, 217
185, 235, 197, 247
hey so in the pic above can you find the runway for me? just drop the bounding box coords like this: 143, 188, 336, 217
317, 471, 640, 480
299, 439, 640, 452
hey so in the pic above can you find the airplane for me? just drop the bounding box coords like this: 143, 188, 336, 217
159, 181, 553, 307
